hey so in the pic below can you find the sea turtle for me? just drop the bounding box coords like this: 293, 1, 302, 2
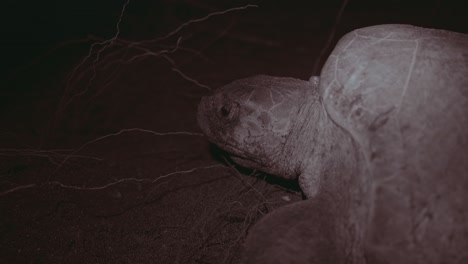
197, 24, 468, 263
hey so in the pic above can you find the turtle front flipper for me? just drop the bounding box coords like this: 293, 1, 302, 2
241, 198, 366, 264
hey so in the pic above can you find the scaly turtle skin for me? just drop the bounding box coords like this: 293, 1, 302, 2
197, 24, 468, 263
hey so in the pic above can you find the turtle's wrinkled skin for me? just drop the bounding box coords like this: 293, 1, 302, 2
197, 24, 468, 264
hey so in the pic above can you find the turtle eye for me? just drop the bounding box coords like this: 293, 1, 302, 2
219, 102, 239, 120
220, 105, 230, 117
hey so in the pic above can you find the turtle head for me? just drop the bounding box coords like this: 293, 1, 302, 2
197, 75, 314, 178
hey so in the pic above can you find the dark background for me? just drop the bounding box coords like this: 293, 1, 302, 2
1, 0, 467, 263
1, 0, 467, 103
2, 0, 467, 87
